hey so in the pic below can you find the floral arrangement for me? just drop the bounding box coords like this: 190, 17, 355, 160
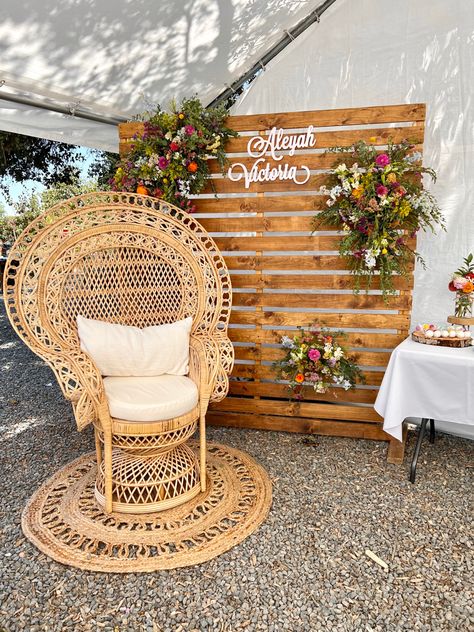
272, 326, 363, 399
111, 97, 237, 212
315, 140, 444, 299
448, 253, 474, 318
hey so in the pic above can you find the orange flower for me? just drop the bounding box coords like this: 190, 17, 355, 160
462, 281, 474, 293
295, 373, 305, 383
187, 161, 198, 173
352, 186, 364, 199
136, 185, 149, 195
386, 172, 397, 183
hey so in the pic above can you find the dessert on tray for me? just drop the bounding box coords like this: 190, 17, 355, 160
411, 323, 473, 347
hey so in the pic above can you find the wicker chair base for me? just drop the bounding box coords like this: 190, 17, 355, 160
94, 444, 201, 514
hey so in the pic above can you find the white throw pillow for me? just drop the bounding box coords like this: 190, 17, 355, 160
76, 315, 193, 377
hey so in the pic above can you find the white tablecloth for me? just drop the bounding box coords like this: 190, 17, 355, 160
374, 338, 474, 441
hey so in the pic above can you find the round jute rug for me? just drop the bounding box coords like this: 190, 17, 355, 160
22, 442, 272, 572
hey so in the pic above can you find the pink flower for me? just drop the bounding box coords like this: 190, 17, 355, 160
308, 348, 321, 362
453, 276, 468, 289
375, 154, 390, 167
158, 156, 169, 169
184, 125, 195, 135
376, 184, 389, 197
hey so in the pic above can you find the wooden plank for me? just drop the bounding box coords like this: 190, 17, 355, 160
231, 364, 385, 386
234, 347, 392, 367
215, 397, 382, 422
202, 173, 328, 195
229, 273, 413, 291
218, 128, 424, 155
214, 235, 341, 251
224, 255, 347, 271
226, 104, 426, 132
207, 411, 392, 441
229, 328, 406, 348
197, 215, 315, 232
230, 310, 410, 330
194, 195, 327, 214
232, 292, 410, 311
228, 380, 378, 404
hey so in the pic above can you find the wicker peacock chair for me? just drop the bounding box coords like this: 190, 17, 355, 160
3, 192, 234, 514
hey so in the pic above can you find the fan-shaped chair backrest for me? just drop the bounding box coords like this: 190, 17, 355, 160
4, 193, 232, 422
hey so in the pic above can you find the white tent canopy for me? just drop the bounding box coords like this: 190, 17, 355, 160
0, 0, 324, 151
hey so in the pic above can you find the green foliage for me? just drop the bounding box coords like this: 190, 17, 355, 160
0, 179, 98, 244
0, 131, 83, 191
314, 140, 445, 300
111, 97, 237, 212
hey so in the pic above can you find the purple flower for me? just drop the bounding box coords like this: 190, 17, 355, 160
308, 348, 321, 362
158, 156, 169, 169
184, 125, 195, 135
376, 184, 389, 197
375, 154, 390, 167
328, 358, 337, 367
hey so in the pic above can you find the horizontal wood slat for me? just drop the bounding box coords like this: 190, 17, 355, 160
229, 274, 413, 291
233, 346, 392, 367
215, 397, 383, 422
226, 103, 426, 132
119, 103, 424, 444
228, 381, 378, 404
229, 328, 407, 348
231, 364, 385, 386
207, 411, 393, 441
229, 311, 410, 330
232, 292, 410, 310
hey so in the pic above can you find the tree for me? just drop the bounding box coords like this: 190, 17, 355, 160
0, 132, 85, 193
0, 179, 98, 244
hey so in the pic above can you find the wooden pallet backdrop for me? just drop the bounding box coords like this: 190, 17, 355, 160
119, 103, 426, 462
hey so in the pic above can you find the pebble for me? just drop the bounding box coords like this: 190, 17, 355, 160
0, 297, 473, 632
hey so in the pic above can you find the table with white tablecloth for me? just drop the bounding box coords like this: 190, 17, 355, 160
375, 337, 474, 442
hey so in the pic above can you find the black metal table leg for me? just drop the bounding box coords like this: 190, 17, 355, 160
409, 418, 428, 484
429, 418, 435, 444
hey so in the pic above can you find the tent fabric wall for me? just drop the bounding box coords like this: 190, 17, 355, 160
232, 0, 474, 439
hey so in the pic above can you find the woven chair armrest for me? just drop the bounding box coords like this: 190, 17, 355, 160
189, 333, 234, 403
40, 347, 107, 430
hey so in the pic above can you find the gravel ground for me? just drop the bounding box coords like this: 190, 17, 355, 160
0, 296, 473, 632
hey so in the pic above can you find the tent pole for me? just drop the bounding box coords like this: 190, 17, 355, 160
207, 0, 338, 109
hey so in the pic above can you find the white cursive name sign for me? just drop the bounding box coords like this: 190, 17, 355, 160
227, 125, 316, 189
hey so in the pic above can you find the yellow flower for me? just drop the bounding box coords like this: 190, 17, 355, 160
163, 178, 169, 184
178, 113, 185, 120
386, 172, 397, 183
381, 248, 388, 255
398, 200, 411, 218
352, 186, 364, 199
369, 136, 377, 143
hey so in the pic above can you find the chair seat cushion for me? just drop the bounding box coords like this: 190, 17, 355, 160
103, 375, 199, 422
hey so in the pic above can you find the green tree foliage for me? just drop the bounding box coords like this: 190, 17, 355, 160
0, 179, 98, 244
0, 131, 84, 191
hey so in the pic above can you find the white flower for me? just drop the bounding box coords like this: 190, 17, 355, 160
333, 347, 343, 360
324, 343, 333, 354
334, 163, 347, 174
342, 380, 352, 390
281, 336, 295, 349
315, 382, 326, 393
326, 199, 335, 207
164, 131, 173, 140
